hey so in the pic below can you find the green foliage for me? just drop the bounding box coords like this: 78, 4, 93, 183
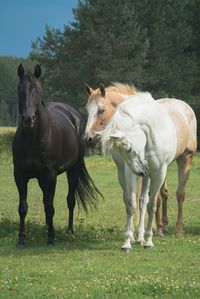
1, 0, 200, 126
30, 0, 200, 110
0, 154, 200, 298
0, 99, 10, 126
0, 127, 15, 154
0, 56, 34, 125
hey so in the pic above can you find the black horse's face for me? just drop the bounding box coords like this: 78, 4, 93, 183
17, 64, 41, 128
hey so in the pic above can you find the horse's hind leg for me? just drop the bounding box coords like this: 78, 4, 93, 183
176, 153, 194, 235
66, 166, 79, 234
155, 180, 168, 236
38, 174, 56, 244
155, 192, 163, 236
161, 180, 168, 234
14, 172, 29, 246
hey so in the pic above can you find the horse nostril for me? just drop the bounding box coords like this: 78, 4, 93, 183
32, 114, 35, 120
87, 137, 93, 144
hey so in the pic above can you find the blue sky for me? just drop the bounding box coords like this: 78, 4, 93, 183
0, 0, 78, 58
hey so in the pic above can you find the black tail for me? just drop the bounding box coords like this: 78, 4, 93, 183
75, 158, 103, 211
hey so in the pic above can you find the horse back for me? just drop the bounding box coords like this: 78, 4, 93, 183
157, 98, 197, 156
47, 102, 83, 135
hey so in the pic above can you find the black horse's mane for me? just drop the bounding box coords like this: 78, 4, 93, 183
21, 71, 42, 92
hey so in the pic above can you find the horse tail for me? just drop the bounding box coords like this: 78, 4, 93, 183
75, 157, 103, 211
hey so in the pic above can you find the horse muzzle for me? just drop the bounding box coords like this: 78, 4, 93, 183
139, 161, 149, 177
84, 133, 100, 148
22, 114, 35, 128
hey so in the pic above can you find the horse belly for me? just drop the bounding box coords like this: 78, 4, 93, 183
14, 157, 47, 179
55, 138, 80, 173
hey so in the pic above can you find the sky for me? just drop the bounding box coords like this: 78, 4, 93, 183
0, 0, 78, 58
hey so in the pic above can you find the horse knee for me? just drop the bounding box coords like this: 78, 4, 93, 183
44, 202, 55, 219
18, 201, 28, 217
147, 201, 157, 214
67, 196, 76, 210
176, 189, 185, 202
139, 196, 148, 210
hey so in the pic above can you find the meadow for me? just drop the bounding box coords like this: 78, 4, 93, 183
0, 150, 200, 299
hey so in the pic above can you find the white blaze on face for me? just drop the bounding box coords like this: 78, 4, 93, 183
85, 102, 98, 134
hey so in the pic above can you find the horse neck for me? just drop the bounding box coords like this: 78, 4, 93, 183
108, 92, 128, 107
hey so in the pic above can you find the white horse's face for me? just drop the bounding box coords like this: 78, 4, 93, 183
111, 129, 148, 176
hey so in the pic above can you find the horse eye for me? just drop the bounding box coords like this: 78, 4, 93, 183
98, 109, 105, 115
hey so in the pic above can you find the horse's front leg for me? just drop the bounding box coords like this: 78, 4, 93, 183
145, 168, 167, 248
14, 171, 29, 246
38, 173, 56, 245
116, 163, 138, 252
136, 176, 150, 244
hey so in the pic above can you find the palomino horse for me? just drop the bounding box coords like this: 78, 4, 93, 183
100, 92, 197, 248
84, 83, 168, 250
12, 64, 102, 246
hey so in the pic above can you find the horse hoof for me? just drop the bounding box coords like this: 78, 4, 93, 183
16, 240, 26, 248
163, 229, 168, 235
144, 242, 155, 249
175, 228, 184, 236
47, 237, 55, 245
156, 230, 164, 237
121, 247, 132, 253
135, 239, 144, 246
67, 230, 75, 240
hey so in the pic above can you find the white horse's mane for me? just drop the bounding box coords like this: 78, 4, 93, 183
100, 92, 155, 154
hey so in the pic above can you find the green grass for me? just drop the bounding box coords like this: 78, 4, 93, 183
0, 154, 200, 299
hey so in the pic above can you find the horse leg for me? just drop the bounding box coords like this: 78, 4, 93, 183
66, 166, 79, 234
155, 179, 168, 236
14, 172, 29, 246
145, 169, 167, 248
121, 163, 138, 252
161, 180, 169, 234
155, 192, 163, 237
136, 176, 150, 244
38, 174, 56, 244
113, 158, 136, 251
175, 154, 193, 235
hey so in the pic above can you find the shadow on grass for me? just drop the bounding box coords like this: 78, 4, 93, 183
0, 217, 123, 255
1, 218, 199, 256
159, 224, 200, 237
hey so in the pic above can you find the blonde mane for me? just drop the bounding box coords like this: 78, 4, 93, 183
106, 82, 137, 95
87, 82, 137, 104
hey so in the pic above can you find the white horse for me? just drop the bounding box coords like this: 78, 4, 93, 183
100, 92, 197, 248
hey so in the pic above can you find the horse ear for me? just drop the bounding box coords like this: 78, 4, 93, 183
99, 83, 105, 97
34, 64, 41, 79
84, 83, 93, 95
18, 64, 24, 79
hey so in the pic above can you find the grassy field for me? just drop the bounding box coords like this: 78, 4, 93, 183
0, 153, 200, 299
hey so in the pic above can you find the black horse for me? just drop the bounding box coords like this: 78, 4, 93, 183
12, 64, 102, 246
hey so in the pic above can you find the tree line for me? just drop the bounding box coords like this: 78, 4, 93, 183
1, 0, 200, 127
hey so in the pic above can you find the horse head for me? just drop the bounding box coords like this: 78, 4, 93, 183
84, 82, 135, 147
84, 83, 111, 147
101, 116, 148, 177
17, 64, 41, 128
